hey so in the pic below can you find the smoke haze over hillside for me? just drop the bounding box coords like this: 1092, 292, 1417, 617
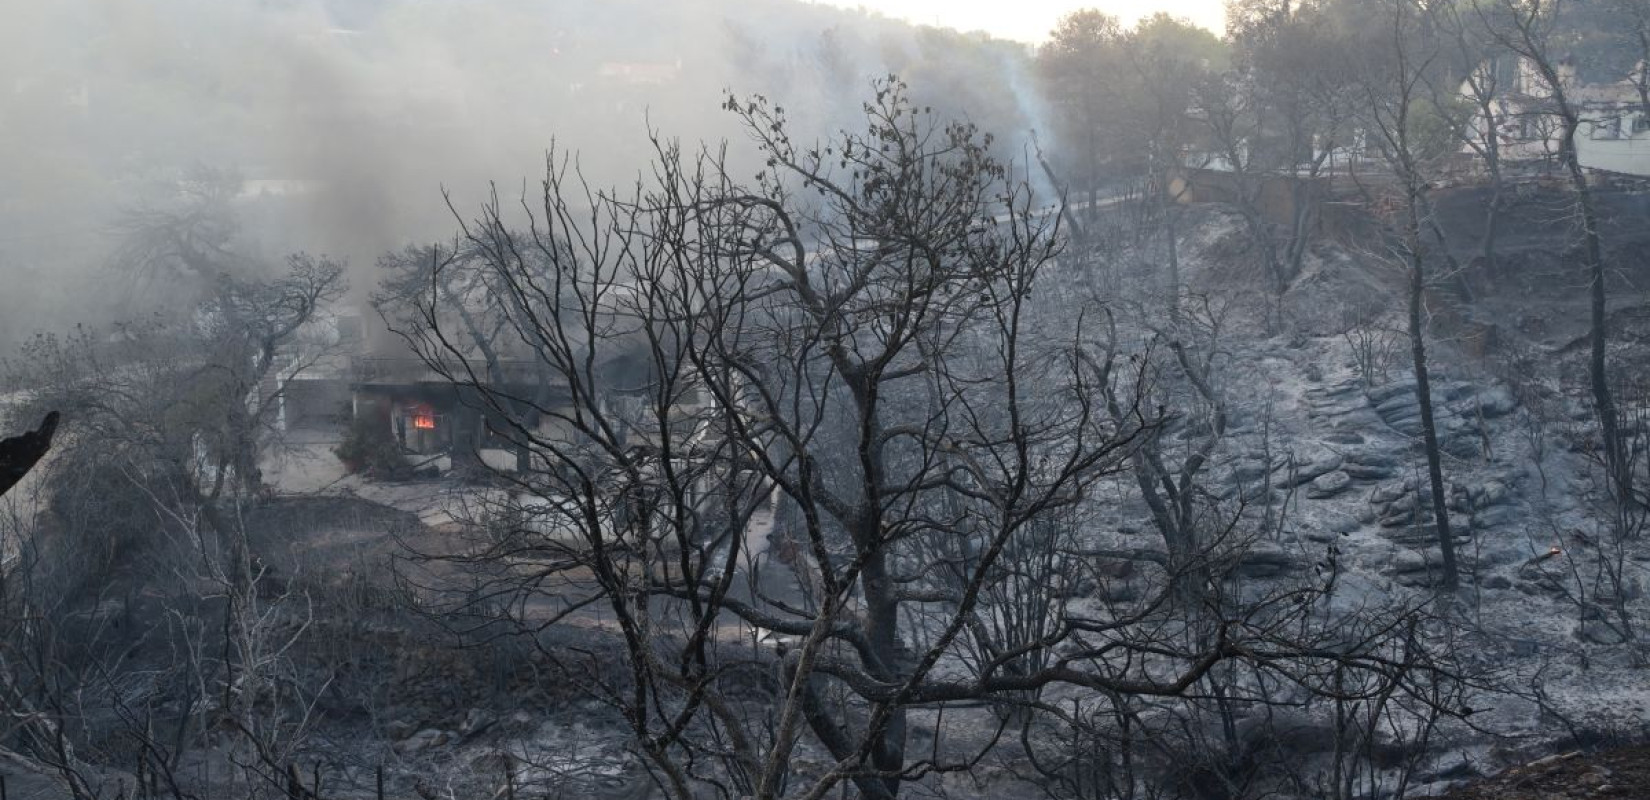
807, 0, 1226, 43
0, 0, 1040, 343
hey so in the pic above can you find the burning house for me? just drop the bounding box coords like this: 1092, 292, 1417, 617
348, 354, 571, 460
341, 333, 664, 474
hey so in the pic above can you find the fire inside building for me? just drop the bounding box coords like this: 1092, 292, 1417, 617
271, 304, 668, 475
347, 355, 567, 461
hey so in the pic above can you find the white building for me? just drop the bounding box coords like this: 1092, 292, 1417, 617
1465, 57, 1650, 177
1577, 105, 1650, 176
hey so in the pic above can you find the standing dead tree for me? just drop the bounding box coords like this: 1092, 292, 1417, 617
390, 80, 1479, 800
1613, 0, 1650, 118
1197, 2, 1362, 297
1425, 0, 1511, 278
0, 247, 344, 799
394, 80, 1152, 800
1098, 314, 1231, 608
1477, 0, 1624, 498
1356, 0, 1463, 590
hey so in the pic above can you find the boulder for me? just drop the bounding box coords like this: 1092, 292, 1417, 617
1389, 550, 1439, 574
1474, 385, 1518, 418
1480, 544, 1529, 569
1575, 620, 1629, 645
1240, 483, 1278, 505
1387, 417, 1424, 437
1387, 548, 1464, 587
1471, 505, 1523, 531
1386, 523, 1444, 545
1516, 559, 1566, 594
1477, 480, 1512, 507
396, 729, 452, 755
1380, 508, 1419, 528
1440, 382, 1479, 403
1366, 379, 1418, 405
1344, 462, 1398, 480
1394, 569, 1442, 589
1346, 451, 1402, 480
1232, 546, 1298, 580
1375, 394, 1421, 418
1307, 470, 1353, 499
1330, 410, 1387, 430
1441, 433, 1483, 460
1329, 513, 1362, 534
1289, 451, 1345, 485
1309, 395, 1361, 413
1369, 483, 1407, 505
385, 718, 418, 741
1348, 449, 1401, 468
459, 708, 496, 738
1231, 460, 1270, 484
1384, 521, 1470, 547
1447, 490, 1474, 515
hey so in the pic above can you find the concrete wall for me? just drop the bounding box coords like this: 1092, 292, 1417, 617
1578, 130, 1650, 177
1170, 168, 1333, 230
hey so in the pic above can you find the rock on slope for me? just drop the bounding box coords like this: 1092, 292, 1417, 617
1443, 746, 1649, 799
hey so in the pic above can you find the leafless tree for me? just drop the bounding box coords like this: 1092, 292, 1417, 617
1425, 0, 1511, 277
1476, 0, 1624, 497
0, 249, 344, 798
1098, 307, 1232, 607
1206, 0, 1364, 295
388, 80, 1480, 800
1123, 17, 1221, 320
1613, 0, 1650, 117
1342, 309, 1404, 390
1355, 0, 1465, 590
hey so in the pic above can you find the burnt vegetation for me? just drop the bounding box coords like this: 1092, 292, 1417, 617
2, 1, 1650, 799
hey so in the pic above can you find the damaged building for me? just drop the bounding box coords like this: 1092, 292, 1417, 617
1469, 56, 1650, 177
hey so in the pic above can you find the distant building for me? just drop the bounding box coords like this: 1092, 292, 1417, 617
1467, 57, 1650, 177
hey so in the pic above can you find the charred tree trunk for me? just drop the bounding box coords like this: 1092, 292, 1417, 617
1285, 178, 1319, 284
860, 547, 906, 800
1491, 1, 1625, 499
1162, 168, 1183, 322
449, 402, 484, 474
1559, 129, 1624, 498
1404, 199, 1460, 591
1476, 108, 1505, 280
1480, 178, 1502, 279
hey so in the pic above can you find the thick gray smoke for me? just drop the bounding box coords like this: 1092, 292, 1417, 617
0, 0, 1039, 346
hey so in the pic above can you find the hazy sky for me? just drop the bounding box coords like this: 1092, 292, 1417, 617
809, 0, 1227, 43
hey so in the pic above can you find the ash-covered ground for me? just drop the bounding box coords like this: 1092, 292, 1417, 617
95, 190, 1639, 800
